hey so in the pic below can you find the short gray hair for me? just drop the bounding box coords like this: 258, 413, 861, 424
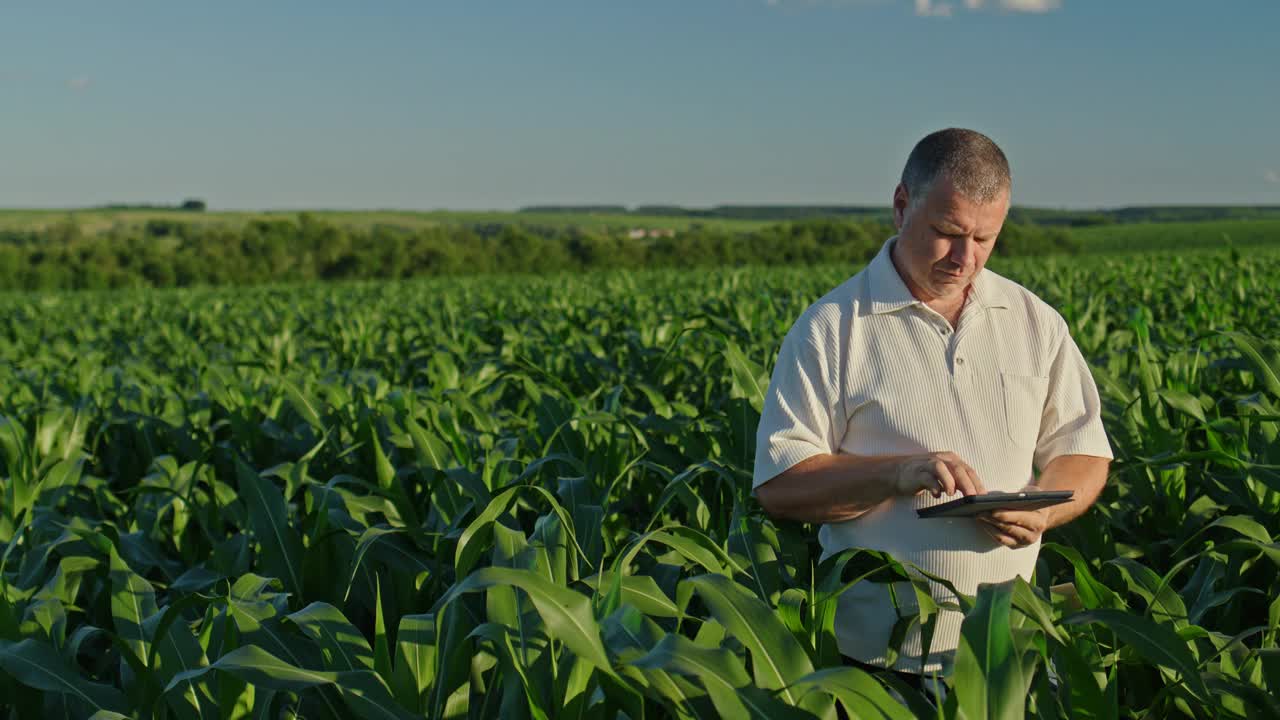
901, 128, 1011, 211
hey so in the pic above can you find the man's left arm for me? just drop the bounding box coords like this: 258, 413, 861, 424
979, 454, 1109, 547
980, 321, 1114, 548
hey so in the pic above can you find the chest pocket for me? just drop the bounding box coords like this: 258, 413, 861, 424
1002, 372, 1050, 449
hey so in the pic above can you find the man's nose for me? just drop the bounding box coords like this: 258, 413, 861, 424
950, 237, 975, 268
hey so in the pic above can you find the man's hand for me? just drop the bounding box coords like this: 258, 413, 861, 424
894, 452, 986, 498
977, 507, 1050, 548
978, 457, 1112, 548
976, 485, 1051, 548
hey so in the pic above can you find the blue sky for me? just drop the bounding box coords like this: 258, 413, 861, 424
2, 0, 1277, 210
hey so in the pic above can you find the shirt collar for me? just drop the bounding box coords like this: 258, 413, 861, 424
866, 237, 922, 315
866, 236, 1010, 314
968, 265, 1010, 311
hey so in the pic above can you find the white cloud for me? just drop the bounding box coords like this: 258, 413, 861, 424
1265, 169, 1280, 184
67, 76, 91, 91
915, 0, 954, 16
996, 0, 1061, 12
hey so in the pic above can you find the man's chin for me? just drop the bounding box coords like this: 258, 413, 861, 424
930, 277, 968, 292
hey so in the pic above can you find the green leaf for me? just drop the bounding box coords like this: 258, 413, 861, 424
468, 623, 554, 720
235, 458, 305, 600
391, 613, 435, 712
453, 485, 520, 578
408, 419, 455, 471
1224, 332, 1280, 399
629, 632, 749, 717
1106, 557, 1190, 626
1062, 609, 1210, 702
435, 566, 615, 678
1158, 389, 1206, 423
345, 526, 432, 604
1042, 543, 1126, 610
684, 574, 815, 705
226, 574, 288, 634
635, 526, 744, 577
1010, 580, 1066, 645
280, 378, 325, 431
367, 416, 396, 490
630, 633, 809, 719
722, 340, 767, 413
285, 602, 375, 671
1181, 556, 1227, 625
454, 484, 590, 579
427, 599, 477, 719
142, 601, 216, 719
163, 645, 416, 720
790, 666, 917, 720
952, 580, 1027, 720
0, 638, 129, 713
373, 577, 394, 685
108, 545, 159, 669
602, 606, 708, 718
1210, 515, 1274, 544
583, 572, 682, 618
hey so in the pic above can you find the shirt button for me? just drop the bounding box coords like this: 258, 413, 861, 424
956, 357, 965, 366
939, 327, 949, 335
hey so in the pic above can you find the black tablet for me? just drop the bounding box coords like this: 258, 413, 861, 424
916, 490, 1074, 519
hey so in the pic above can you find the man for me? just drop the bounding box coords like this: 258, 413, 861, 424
751, 128, 1112, 685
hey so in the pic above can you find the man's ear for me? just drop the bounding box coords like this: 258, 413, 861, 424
892, 183, 910, 231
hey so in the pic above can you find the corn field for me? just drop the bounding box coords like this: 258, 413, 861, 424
1, 248, 1279, 719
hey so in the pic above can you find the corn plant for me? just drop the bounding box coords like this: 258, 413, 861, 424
1, 249, 1279, 718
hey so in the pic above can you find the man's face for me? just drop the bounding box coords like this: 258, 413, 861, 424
890, 174, 1009, 304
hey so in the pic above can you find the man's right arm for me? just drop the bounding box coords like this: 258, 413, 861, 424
755, 451, 986, 524
753, 320, 982, 524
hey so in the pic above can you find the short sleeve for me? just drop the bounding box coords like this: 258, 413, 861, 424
752, 324, 846, 490
1034, 327, 1113, 470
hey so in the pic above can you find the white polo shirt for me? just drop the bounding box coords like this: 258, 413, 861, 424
752, 236, 1112, 673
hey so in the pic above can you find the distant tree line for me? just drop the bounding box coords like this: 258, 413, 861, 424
93, 199, 207, 212
0, 214, 1079, 291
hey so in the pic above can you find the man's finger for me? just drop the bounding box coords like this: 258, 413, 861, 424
979, 515, 1023, 532
908, 460, 945, 497
962, 463, 986, 494
952, 463, 980, 496
978, 516, 1038, 546
932, 460, 958, 496
980, 522, 1017, 547
988, 510, 1045, 532
976, 515, 1010, 532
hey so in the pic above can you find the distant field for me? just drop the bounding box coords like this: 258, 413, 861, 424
0, 208, 773, 234
1071, 219, 1280, 252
